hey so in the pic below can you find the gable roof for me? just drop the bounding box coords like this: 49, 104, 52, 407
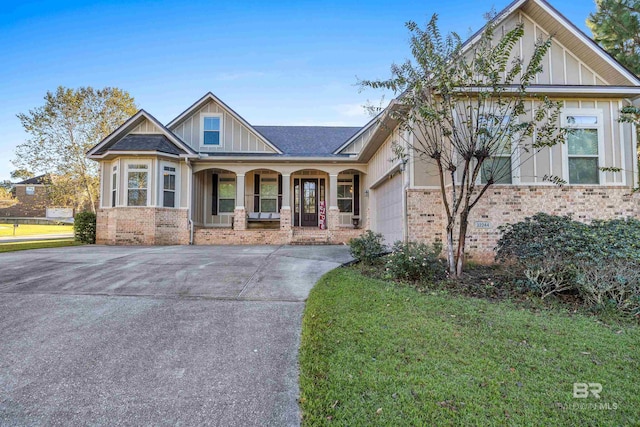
461, 0, 640, 87
167, 92, 283, 154
16, 174, 47, 185
96, 134, 184, 156
253, 126, 361, 156
87, 110, 197, 158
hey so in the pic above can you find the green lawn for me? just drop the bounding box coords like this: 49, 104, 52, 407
299, 267, 639, 426
0, 223, 73, 237
0, 239, 81, 253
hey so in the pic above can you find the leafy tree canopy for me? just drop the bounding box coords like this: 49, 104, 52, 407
13, 86, 137, 212
587, 0, 640, 75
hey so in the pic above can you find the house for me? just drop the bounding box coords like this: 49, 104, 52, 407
0, 175, 49, 219
88, 0, 640, 260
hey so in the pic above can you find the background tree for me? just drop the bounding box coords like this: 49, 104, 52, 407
13, 87, 137, 212
10, 169, 34, 182
588, 0, 640, 187
360, 15, 565, 277
587, 0, 640, 75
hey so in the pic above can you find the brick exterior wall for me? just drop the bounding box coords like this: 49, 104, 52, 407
0, 185, 48, 218
97, 207, 189, 245
97, 205, 364, 246
407, 186, 640, 262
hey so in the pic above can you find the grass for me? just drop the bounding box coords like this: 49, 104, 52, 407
0, 223, 73, 237
299, 267, 640, 426
0, 239, 81, 253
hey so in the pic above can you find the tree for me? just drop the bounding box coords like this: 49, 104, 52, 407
587, 0, 640, 76
13, 87, 137, 213
360, 15, 566, 277
10, 169, 34, 181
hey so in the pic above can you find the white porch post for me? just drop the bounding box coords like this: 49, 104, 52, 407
280, 174, 292, 231
234, 173, 246, 230
328, 174, 339, 230
281, 174, 291, 208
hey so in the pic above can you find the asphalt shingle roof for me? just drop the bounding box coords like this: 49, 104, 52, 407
16, 175, 47, 185
96, 134, 185, 155
254, 126, 361, 156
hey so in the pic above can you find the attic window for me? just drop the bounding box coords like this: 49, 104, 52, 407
203, 116, 221, 145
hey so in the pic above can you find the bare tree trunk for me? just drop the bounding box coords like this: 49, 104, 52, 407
455, 209, 469, 277
446, 222, 456, 275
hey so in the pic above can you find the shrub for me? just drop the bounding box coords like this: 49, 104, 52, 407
74, 211, 96, 244
496, 213, 640, 315
348, 230, 385, 265
385, 240, 444, 282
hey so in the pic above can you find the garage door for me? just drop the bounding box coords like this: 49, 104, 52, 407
374, 174, 403, 246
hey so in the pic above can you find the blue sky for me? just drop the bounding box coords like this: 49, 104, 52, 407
0, 0, 597, 181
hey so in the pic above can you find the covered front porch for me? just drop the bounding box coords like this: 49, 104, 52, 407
189, 164, 367, 244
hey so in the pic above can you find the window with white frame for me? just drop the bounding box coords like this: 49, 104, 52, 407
260, 176, 278, 212
218, 177, 235, 213
564, 112, 602, 184
162, 165, 176, 208
25, 186, 35, 195
127, 163, 148, 206
202, 115, 222, 146
111, 165, 118, 207
479, 115, 513, 184
337, 178, 353, 212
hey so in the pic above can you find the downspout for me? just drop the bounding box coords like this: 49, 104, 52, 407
186, 157, 194, 245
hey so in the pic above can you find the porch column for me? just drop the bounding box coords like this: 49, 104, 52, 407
234, 173, 246, 230
280, 174, 292, 231
328, 174, 340, 230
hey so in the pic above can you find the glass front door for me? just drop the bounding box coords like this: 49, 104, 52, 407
301, 179, 318, 226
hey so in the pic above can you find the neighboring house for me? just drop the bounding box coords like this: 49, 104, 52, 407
88, 0, 640, 259
0, 175, 49, 218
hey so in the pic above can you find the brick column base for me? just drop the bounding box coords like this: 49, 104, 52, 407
233, 208, 247, 230
327, 207, 340, 230
280, 207, 292, 231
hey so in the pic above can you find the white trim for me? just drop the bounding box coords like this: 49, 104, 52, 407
534, 0, 640, 86
87, 110, 197, 158
166, 92, 283, 154
124, 159, 152, 207
369, 162, 402, 190
633, 119, 639, 188
333, 112, 382, 155
617, 100, 627, 186
160, 161, 180, 208
561, 108, 605, 185
199, 113, 224, 148
460, 0, 640, 87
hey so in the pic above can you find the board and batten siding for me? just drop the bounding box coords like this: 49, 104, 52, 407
489, 11, 608, 86
339, 126, 375, 155
410, 99, 635, 188
367, 126, 401, 185
130, 118, 163, 134
170, 100, 276, 154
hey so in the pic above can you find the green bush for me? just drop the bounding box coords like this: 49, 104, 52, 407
496, 213, 640, 316
74, 211, 96, 244
348, 230, 385, 265
385, 240, 444, 282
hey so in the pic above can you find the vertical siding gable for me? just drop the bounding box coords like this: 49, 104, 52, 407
517, 11, 608, 85
130, 118, 163, 134
168, 100, 277, 154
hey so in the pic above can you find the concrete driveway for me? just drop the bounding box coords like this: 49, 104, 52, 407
0, 244, 352, 426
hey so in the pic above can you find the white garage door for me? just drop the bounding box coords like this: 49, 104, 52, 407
374, 174, 403, 246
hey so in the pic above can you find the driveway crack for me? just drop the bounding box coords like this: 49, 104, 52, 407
237, 245, 283, 299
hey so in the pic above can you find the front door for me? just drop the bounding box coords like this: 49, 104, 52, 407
301, 179, 318, 226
